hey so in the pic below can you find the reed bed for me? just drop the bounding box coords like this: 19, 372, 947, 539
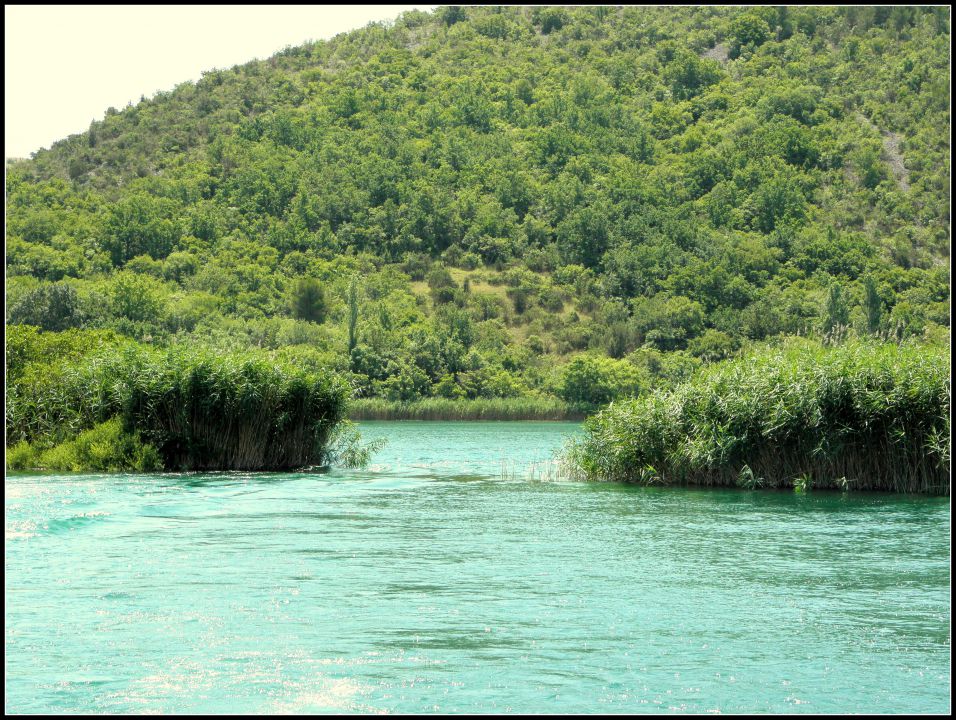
565, 339, 950, 495
6, 328, 350, 471
115, 347, 349, 470
348, 397, 581, 421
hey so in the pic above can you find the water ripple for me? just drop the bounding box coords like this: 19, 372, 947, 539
5, 422, 950, 714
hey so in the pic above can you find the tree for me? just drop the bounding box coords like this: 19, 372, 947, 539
381, 361, 431, 401
558, 356, 643, 410
663, 50, 722, 101
863, 275, 883, 333
729, 13, 771, 59
632, 294, 706, 351
347, 276, 360, 359
535, 7, 567, 34
749, 168, 808, 233
440, 6, 466, 26
823, 282, 850, 336
290, 277, 328, 324
102, 192, 181, 266
108, 272, 166, 325
8, 282, 87, 332
556, 206, 609, 268
853, 141, 888, 190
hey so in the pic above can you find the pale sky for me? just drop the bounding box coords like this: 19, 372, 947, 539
4, 5, 437, 159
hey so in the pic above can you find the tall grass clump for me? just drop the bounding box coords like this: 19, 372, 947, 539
6, 326, 130, 446
6, 327, 352, 471
112, 347, 350, 470
566, 339, 950, 494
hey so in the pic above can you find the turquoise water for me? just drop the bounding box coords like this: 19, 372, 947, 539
5, 422, 951, 714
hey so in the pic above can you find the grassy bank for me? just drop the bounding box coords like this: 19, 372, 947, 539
348, 397, 582, 421
566, 339, 950, 494
6, 326, 350, 471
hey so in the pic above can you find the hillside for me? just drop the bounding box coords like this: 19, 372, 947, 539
5, 6, 951, 409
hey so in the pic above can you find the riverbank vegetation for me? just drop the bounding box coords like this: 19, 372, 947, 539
565, 338, 950, 494
6, 325, 352, 471
349, 396, 579, 421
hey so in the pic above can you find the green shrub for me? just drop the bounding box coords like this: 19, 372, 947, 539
558, 356, 645, 411
6, 441, 37, 471
35, 418, 162, 472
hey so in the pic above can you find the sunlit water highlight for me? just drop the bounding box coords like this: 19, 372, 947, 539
5, 422, 951, 713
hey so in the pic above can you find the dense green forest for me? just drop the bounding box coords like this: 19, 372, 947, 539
5, 6, 950, 435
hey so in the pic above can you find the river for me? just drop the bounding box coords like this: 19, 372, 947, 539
5, 421, 950, 713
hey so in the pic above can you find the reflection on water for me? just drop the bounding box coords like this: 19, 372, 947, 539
5, 422, 951, 714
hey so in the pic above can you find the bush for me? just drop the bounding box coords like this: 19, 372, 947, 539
8, 282, 87, 332
459, 251, 482, 270
6, 441, 37, 471
35, 418, 162, 472
688, 329, 739, 361
558, 355, 645, 410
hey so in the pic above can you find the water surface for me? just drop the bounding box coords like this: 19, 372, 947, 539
5, 421, 951, 713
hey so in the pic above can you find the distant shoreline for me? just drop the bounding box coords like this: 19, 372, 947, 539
347, 398, 586, 421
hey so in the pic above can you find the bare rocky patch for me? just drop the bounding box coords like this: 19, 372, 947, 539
857, 112, 911, 191
701, 43, 729, 63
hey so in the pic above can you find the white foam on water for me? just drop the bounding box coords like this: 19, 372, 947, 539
270, 675, 372, 714
4, 481, 50, 500
6, 519, 38, 540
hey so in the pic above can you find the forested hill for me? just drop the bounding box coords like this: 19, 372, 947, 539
6, 6, 951, 408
